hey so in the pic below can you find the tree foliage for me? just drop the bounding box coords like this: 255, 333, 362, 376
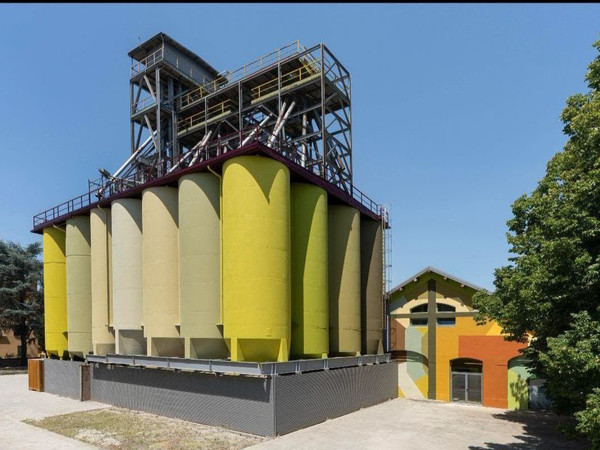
473, 38, 600, 444
0, 240, 44, 364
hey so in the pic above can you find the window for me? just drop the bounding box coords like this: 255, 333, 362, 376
410, 304, 428, 326
437, 303, 456, 326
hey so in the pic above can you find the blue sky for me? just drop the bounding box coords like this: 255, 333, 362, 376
1, 4, 599, 290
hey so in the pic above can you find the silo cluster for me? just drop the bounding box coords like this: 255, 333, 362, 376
42, 155, 383, 362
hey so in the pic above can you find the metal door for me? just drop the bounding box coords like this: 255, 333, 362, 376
451, 371, 482, 403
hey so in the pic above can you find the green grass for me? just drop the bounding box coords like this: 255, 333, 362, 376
24, 407, 265, 449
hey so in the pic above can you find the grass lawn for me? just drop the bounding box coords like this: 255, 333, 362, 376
24, 407, 266, 449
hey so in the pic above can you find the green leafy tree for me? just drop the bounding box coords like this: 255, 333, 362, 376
473, 38, 600, 444
0, 240, 44, 365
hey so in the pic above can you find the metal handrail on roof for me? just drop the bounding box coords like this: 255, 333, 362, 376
179, 40, 304, 108
131, 46, 164, 77
32, 125, 384, 231
86, 353, 391, 376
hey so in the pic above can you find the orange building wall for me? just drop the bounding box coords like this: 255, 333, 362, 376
0, 329, 40, 358
436, 317, 525, 408
459, 335, 526, 408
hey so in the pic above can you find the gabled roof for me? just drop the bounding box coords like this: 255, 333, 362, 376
128, 32, 220, 78
388, 266, 486, 297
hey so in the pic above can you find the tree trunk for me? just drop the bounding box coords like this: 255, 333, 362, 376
19, 324, 28, 366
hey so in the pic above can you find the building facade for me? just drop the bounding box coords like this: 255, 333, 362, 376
388, 267, 534, 410
0, 329, 39, 360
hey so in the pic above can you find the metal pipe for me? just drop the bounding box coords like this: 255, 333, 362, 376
113, 132, 156, 178
241, 115, 272, 147
268, 101, 296, 148
189, 130, 213, 166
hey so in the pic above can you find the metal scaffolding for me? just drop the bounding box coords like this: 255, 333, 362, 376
102, 33, 354, 198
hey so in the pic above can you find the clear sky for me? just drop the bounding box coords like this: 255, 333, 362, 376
1, 4, 599, 290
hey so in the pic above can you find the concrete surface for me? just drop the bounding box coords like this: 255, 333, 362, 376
253, 397, 588, 450
0, 373, 108, 449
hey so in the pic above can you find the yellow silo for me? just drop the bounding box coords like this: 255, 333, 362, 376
66, 216, 93, 358
360, 217, 383, 355
178, 173, 228, 359
111, 199, 145, 355
290, 183, 328, 359
328, 205, 361, 355
142, 186, 183, 357
222, 155, 291, 362
90, 208, 115, 355
43, 227, 68, 358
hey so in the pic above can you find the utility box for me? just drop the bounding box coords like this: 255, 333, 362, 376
28, 359, 44, 391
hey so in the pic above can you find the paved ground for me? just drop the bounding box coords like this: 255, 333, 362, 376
0, 373, 108, 449
0, 373, 588, 449
252, 398, 588, 450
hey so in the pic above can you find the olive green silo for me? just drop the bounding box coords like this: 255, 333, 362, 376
142, 186, 183, 357
328, 205, 361, 355
290, 183, 328, 359
90, 208, 115, 355
178, 173, 228, 359
66, 215, 92, 359
111, 199, 145, 355
360, 217, 383, 354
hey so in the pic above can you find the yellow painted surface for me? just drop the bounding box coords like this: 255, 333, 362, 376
222, 156, 291, 362
328, 205, 361, 355
360, 218, 383, 354
111, 199, 145, 355
290, 183, 328, 359
142, 187, 182, 357
436, 317, 497, 402
43, 227, 68, 358
90, 208, 115, 355
66, 216, 93, 358
178, 173, 228, 359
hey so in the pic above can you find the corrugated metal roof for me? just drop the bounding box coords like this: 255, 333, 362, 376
387, 265, 487, 297
128, 32, 219, 78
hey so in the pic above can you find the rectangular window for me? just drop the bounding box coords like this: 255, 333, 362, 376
410, 318, 428, 326
437, 317, 456, 326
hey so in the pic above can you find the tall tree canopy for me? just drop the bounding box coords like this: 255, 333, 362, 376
0, 240, 44, 365
473, 38, 600, 445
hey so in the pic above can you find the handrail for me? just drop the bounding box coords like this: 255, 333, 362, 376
177, 99, 233, 131
251, 60, 320, 100
131, 47, 164, 77
179, 40, 304, 109
33, 125, 380, 230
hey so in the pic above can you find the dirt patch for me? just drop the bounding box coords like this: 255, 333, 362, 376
24, 407, 266, 449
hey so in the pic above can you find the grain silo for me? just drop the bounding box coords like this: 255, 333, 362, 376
90, 208, 115, 355
290, 183, 328, 359
42, 227, 68, 358
111, 199, 145, 355
222, 156, 291, 362
33, 34, 390, 364
142, 187, 182, 357
65, 216, 92, 359
178, 173, 227, 359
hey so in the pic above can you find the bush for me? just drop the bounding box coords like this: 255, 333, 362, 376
575, 388, 600, 449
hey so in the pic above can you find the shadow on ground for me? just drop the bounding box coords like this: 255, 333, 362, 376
469, 410, 588, 449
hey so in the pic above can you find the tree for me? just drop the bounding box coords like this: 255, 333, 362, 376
473, 38, 600, 444
0, 240, 44, 365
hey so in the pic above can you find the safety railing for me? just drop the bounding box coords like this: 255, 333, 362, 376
87, 353, 391, 376
33, 125, 381, 229
177, 99, 233, 132
250, 60, 321, 100
130, 46, 164, 77
178, 40, 305, 109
